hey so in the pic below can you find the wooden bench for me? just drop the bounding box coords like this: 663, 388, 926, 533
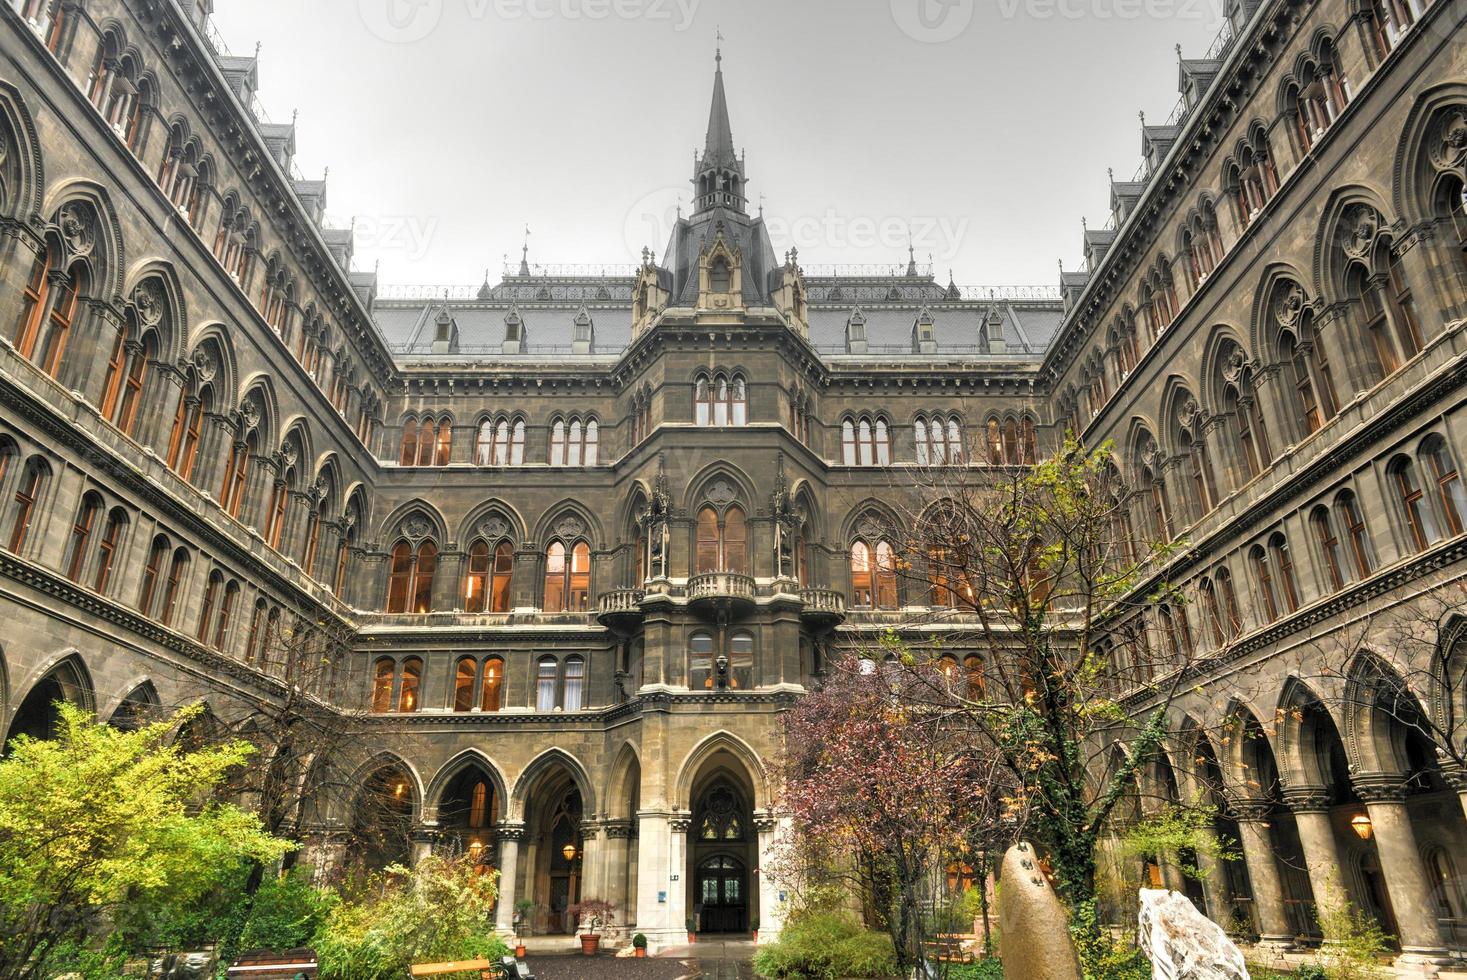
225, 949, 318, 979
410, 961, 495, 979
924, 939, 976, 965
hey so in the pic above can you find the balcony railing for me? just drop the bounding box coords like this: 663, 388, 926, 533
687, 572, 757, 618
799, 588, 847, 627
596, 588, 645, 629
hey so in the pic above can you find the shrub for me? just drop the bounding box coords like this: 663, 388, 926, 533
632, 933, 647, 949
948, 961, 1005, 980
752, 912, 897, 979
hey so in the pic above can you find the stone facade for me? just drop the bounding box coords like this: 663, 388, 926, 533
1, 0, 1466, 959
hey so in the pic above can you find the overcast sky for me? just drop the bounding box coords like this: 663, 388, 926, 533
210, 0, 1228, 290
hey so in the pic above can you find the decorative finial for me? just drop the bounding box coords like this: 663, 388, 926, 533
1082, 216, 1089, 232
1139, 110, 1147, 126
1175, 42, 1183, 60
1107, 167, 1114, 182
716, 26, 724, 65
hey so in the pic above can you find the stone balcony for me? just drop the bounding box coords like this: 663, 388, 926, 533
686, 571, 758, 619
595, 588, 646, 630
798, 588, 847, 629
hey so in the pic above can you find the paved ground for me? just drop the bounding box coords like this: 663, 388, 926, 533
524, 938, 757, 980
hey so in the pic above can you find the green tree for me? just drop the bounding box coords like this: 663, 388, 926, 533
0, 703, 291, 980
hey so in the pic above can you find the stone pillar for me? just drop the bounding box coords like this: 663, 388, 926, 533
1353, 776, 1450, 962
1192, 826, 1232, 928
1232, 800, 1294, 947
754, 811, 788, 941
495, 822, 526, 934
1252, 363, 1297, 454
577, 820, 604, 925
411, 823, 438, 866
604, 821, 633, 926
1282, 788, 1348, 939
1444, 768, 1467, 825
633, 809, 683, 946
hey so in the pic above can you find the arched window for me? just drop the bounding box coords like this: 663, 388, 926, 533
370, 658, 394, 713
851, 541, 873, 607
198, 570, 223, 642
1312, 505, 1345, 592
386, 539, 437, 613
1200, 578, 1226, 647
65, 492, 101, 582
1334, 490, 1374, 578
694, 505, 747, 574
166, 381, 208, 481
536, 655, 558, 710
695, 377, 712, 426
454, 657, 477, 712
689, 632, 715, 690
138, 535, 170, 616
1216, 566, 1242, 637
94, 507, 126, 595
397, 657, 422, 712
729, 631, 754, 689
842, 420, 857, 465
584, 420, 599, 466
550, 419, 566, 466
6, 456, 45, 554
731, 378, 747, 426
1391, 454, 1435, 552
434, 417, 452, 465
875, 540, 898, 609
244, 599, 266, 665
481, 658, 503, 712
465, 538, 514, 613
875, 418, 891, 465
1423, 435, 1466, 538
1250, 544, 1279, 623
214, 581, 239, 652
563, 656, 585, 711
398, 418, 419, 466
1270, 532, 1299, 613
569, 541, 591, 610
475, 419, 495, 466
156, 548, 188, 627
220, 431, 256, 519
543, 541, 566, 611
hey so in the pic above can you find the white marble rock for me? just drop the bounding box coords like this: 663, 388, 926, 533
1138, 888, 1250, 980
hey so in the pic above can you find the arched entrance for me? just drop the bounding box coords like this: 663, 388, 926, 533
350, 762, 416, 874
5, 658, 92, 749
438, 763, 500, 866
520, 761, 587, 935
689, 773, 755, 934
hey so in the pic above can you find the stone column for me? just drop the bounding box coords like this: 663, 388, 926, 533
577, 820, 604, 924
1444, 768, 1467, 825
1282, 787, 1348, 939
1353, 776, 1450, 962
495, 822, 527, 934
1192, 826, 1233, 928
1252, 364, 1297, 455
1232, 800, 1294, 947
411, 823, 438, 866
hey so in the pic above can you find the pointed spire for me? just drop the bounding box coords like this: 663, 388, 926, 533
906, 238, 919, 277
518, 225, 531, 277
702, 41, 738, 172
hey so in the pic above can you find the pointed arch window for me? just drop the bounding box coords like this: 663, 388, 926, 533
542, 540, 591, 612
1270, 532, 1299, 613
138, 535, 169, 616
481, 658, 503, 712
695, 505, 747, 574
1423, 436, 1466, 538
397, 657, 422, 712
465, 538, 514, 613
842, 419, 857, 465
563, 656, 585, 711
536, 655, 558, 711
7, 457, 46, 553
689, 631, 715, 690
454, 657, 478, 712
386, 539, 437, 613
1312, 505, 1346, 592
1250, 544, 1279, 623
371, 658, 395, 713
851, 541, 873, 607
1392, 454, 1435, 552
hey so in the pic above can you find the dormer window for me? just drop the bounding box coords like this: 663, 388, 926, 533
710, 257, 731, 294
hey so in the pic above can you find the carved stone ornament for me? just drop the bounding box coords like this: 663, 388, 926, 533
314, 476, 329, 500
341, 510, 357, 531
1429, 109, 1467, 172
58, 201, 95, 258
706, 479, 738, 507
1179, 398, 1201, 428
133, 280, 165, 328
856, 514, 886, 542
478, 517, 510, 541
402, 516, 432, 542
239, 396, 261, 432
554, 516, 585, 541
1221, 348, 1248, 384
1341, 205, 1380, 262
1141, 444, 1165, 471
1273, 283, 1306, 331
191, 347, 218, 383
279, 441, 298, 467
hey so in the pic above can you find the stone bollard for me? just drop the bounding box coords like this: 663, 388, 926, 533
998, 842, 1082, 980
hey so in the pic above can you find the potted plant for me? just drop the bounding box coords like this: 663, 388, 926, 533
568, 899, 615, 956
751, 917, 760, 943
513, 899, 537, 958
632, 933, 647, 958
686, 916, 697, 944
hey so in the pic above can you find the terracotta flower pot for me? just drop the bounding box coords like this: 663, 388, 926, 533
687, 932, 696, 944
635, 948, 646, 958
580, 934, 601, 956
514, 944, 526, 959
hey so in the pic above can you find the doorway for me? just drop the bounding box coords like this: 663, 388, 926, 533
697, 855, 747, 933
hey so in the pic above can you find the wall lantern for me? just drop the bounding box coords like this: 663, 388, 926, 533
1351, 813, 1373, 840
562, 842, 578, 863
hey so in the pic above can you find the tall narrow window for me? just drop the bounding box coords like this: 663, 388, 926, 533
434, 417, 452, 466
511, 420, 526, 465
397, 657, 422, 712
65, 493, 100, 581
1250, 545, 1278, 623
198, 571, 222, 641
1393, 456, 1435, 552
1388, 250, 1423, 360
94, 508, 125, 595
731, 378, 747, 425
1424, 437, 1466, 537
1270, 533, 1299, 613
696, 507, 719, 574
454, 657, 477, 712
139, 536, 169, 615
1312, 506, 1345, 591
371, 658, 394, 713
1217, 567, 1242, 637
842, 420, 857, 465
724, 507, 747, 574
550, 420, 566, 467
876, 419, 891, 466
543, 542, 568, 612
851, 541, 873, 607
858, 419, 873, 466
399, 418, 419, 466
696, 378, 712, 426
7, 459, 45, 553
729, 632, 754, 689
492, 541, 514, 612
568, 541, 591, 611
584, 420, 599, 466
689, 632, 715, 690
386, 541, 413, 613
214, 581, 238, 651
1337, 491, 1374, 578
536, 656, 557, 710
875, 540, 898, 609
481, 659, 503, 712
465, 540, 491, 613
563, 656, 585, 710
411, 542, 437, 613
159, 549, 189, 626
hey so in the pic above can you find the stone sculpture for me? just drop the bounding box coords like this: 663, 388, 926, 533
1137, 888, 1249, 980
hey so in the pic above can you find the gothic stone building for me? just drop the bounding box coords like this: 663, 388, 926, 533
1, 0, 1467, 961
